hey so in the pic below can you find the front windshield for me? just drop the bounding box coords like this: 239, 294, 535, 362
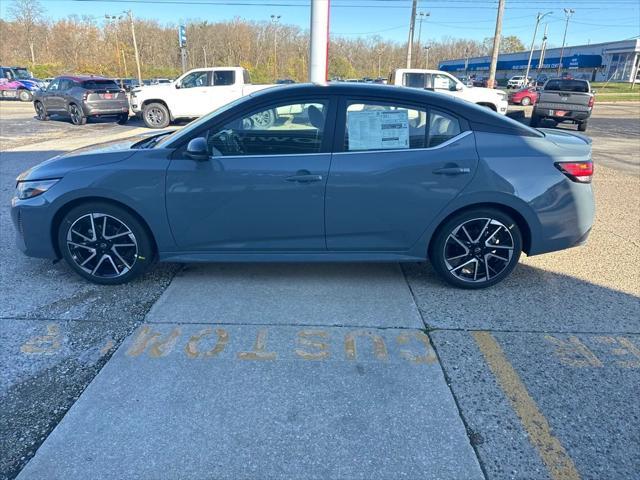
157, 95, 250, 148
13, 68, 31, 79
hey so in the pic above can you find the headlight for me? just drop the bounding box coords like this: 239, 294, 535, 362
16, 179, 59, 200
497, 91, 507, 101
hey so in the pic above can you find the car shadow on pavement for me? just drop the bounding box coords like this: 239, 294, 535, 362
403, 262, 639, 333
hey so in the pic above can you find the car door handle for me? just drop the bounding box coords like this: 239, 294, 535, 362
433, 166, 471, 175
285, 174, 323, 183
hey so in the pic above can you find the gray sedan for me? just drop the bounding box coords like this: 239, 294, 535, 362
11, 83, 595, 288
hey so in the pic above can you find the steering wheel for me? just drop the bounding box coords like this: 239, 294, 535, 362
212, 129, 245, 155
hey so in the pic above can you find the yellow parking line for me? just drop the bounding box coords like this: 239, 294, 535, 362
473, 331, 581, 480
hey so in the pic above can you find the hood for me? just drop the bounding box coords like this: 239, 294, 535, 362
133, 83, 174, 94
17, 133, 160, 182
16, 79, 42, 90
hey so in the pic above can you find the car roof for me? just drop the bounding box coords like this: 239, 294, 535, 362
56, 75, 114, 82
249, 83, 542, 137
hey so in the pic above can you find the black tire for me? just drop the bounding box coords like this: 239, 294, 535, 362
68, 103, 87, 125
57, 202, 154, 285
577, 121, 588, 132
142, 102, 170, 129
34, 101, 49, 121
18, 89, 33, 102
529, 114, 540, 127
117, 113, 129, 125
429, 208, 522, 289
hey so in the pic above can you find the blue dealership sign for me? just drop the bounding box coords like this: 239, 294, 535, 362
440, 54, 602, 72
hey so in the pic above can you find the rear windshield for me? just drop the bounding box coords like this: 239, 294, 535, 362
544, 80, 589, 93
82, 80, 119, 89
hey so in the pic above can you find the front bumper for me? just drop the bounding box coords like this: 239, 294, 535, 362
497, 99, 508, 115
11, 196, 59, 260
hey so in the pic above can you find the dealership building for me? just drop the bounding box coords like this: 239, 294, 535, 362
439, 38, 640, 83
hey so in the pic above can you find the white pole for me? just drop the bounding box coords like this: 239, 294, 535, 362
309, 0, 330, 83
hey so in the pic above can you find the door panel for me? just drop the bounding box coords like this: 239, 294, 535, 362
326, 100, 478, 252
166, 154, 330, 251
165, 97, 336, 252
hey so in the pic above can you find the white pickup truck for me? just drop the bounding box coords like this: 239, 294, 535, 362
389, 69, 508, 115
130, 67, 275, 128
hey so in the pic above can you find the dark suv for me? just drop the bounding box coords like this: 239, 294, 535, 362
33, 75, 129, 125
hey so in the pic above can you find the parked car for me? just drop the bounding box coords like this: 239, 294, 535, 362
508, 86, 539, 106
0, 66, 44, 101
472, 76, 489, 88
390, 69, 508, 114
12, 83, 594, 288
275, 78, 295, 84
531, 78, 594, 131
456, 76, 474, 87
535, 74, 549, 87
130, 67, 275, 128
116, 78, 141, 92
507, 76, 532, 89
33, 75, 129, 125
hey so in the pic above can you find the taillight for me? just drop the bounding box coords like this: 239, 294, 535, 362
555, 161, 593, 183
588, 96, 595, 108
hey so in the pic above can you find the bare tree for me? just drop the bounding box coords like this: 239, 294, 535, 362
9, 0, 44, 64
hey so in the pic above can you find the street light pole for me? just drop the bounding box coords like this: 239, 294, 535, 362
105, 15, 123, 78
538, 23, 549, 71
271, 14, 281, 81
415, 12, 430, 64
423, 45, 431, 69
557, 8, 575, 76
524, 11, 552, 86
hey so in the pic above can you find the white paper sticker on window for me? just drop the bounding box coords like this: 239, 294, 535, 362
433, 76, 451, 90
347, 109, 409, 151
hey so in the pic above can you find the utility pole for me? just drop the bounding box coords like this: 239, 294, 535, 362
203, 46, 208, 68
271, 14, 281, 81
178, 25, 187, 73
487, 0, 505, 89
423, 45, 431, 69
415, 11, 430, 65
557, 8, 575, 76
524, 11, 552, 87
377, 47, 384, 78
538, 23, 549, 71
406, 0, 417, 68
309, 0, 329, 83
125, 10, 143, 85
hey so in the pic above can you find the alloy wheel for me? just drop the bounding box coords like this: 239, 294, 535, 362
145, 107, 166, 127
69, 105, 82, 124
66, 213, 138, 279
443, 217, 514, 284
35, 102, 46, 119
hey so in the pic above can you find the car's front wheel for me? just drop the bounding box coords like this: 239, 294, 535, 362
18, 89, 33, 102
142, 102, 170, 128
429, 208, 522, 289
57, 202, 154, 285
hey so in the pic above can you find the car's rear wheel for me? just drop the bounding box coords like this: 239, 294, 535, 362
34, 101, 49, 121
520, 96, 531, 106
143, 102, 170, 128
429, 208, 522, 289
577, 121, 588, 132
117, 113, 129, 125
529, 114, 540, 127
68, 104, 87, 125
18, 89, 33, 102
57, 202, 154, 285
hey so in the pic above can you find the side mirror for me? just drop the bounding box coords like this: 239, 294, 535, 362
591, 89, 597, 94
175, 82, 181, 89
185, 137, 209, 161
455, 83, 463, 91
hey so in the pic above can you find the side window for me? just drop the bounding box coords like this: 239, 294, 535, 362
432, 74, 457, 91
203, 101, 327, 156
181, 71, 209, 88
428, 110, 462, 147
213, 70, 235, 86
48, 79, 60, 91
403, 72, 426, 89
345, 101, 427, 151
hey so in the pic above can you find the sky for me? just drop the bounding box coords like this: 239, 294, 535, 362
2, 0, 639, 49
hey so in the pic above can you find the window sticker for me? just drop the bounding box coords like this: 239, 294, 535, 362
347, 109, 409, 151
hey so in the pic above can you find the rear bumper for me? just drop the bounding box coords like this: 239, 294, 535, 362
534, 105, 591, 122
83, 101, 129, 117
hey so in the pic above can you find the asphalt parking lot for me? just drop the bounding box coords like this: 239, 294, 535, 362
1, 100, 639, 480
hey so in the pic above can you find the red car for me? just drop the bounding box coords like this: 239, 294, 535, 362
508, 87, 539, 106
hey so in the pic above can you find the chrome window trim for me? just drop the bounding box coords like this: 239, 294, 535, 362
208, 152, 331, 160
335, 130, 472, 155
